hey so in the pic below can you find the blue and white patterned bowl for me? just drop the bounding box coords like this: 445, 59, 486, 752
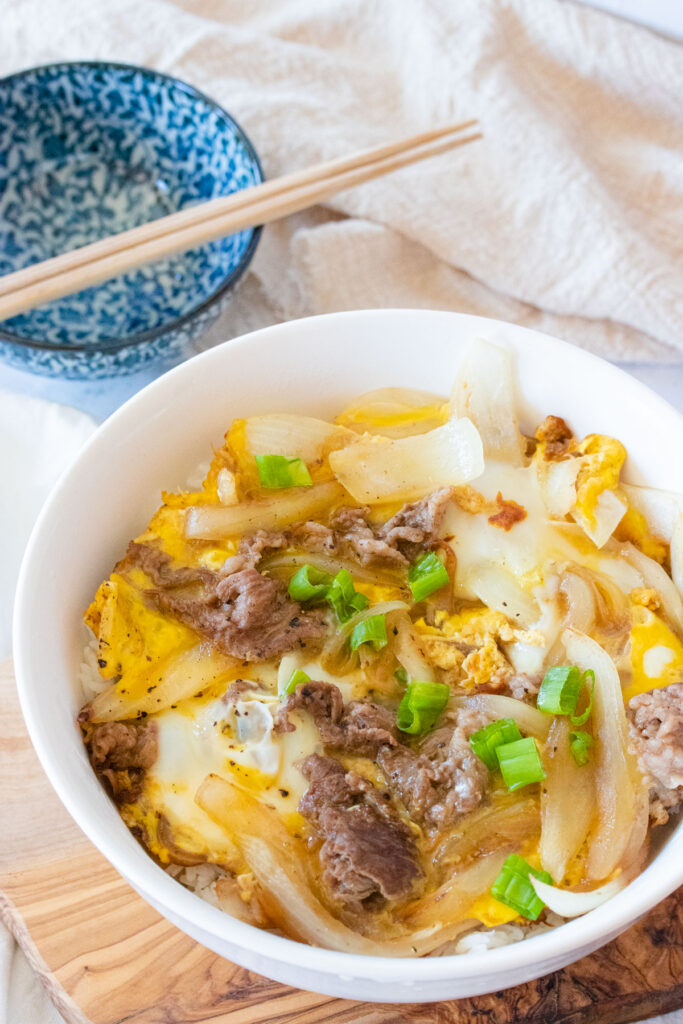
0, 62, 263, 379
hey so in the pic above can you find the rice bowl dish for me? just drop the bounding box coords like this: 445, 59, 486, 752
13, 311, 683, 999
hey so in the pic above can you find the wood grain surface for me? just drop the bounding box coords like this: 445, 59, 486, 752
0, 659, 681, 1024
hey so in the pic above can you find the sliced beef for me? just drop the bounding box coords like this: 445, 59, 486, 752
376, 487, 453, 562
149, 567, 326, 661
377, 708, 490, 829
627, 683, 683, 824
328, 506, 408, 567
276, 679, 398, 757
298, 753, 421, 904
84, 719, 158, 804
125, 541, 215, 588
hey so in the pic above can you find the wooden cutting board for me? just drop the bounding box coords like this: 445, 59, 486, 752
0, 660, 681, 1024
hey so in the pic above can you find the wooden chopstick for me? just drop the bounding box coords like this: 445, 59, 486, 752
0, 120, 481, 322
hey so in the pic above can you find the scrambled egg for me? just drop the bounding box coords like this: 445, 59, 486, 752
573, 434, 626, 526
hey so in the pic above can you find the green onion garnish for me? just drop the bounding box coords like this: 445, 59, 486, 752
408, 551, 450, 602
255, 454, 313, 489
570, 671, 595, 726
280, 668, 311, 697
569, 729, 594, 766
350, 614, 388, 652
491, 854, 553, 920
288, 564, 333, 603
469, 718, 523, 771
537, 665, 583, 716
396, 681, 450, 735
394, 667, 409, 686
325, 569, 369, 623
496, 736, 546, 791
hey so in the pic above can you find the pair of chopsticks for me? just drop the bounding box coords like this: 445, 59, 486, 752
0, 119, 481, 322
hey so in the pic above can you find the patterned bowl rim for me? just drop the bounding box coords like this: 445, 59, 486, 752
0, 59, 264, 354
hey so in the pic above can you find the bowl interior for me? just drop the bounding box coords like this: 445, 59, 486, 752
0, 62, 262, 347
13, 311, 683, 998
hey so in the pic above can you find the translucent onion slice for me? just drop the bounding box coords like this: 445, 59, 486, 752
263, 551, 406, 590
671, 514, 683, 603
463, 563, 539, 626
393, 611, 435, 682
538, 458, 579, 518
335, 387, 448, 439
83, 645, 236, 723
451, 338, 526, 467
562, 628, 640, 881
621, 541, 683, 634
243, 414, 356, 462
529, 872, 629, 918
185, 482, 344, 539
540, 717, 595, 881
454, 694, 551, 741
621, 483, 683, 543
571, 488, 628, 549
328, 416, 484, 504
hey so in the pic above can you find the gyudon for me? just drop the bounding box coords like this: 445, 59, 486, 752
78, 338, 683, 955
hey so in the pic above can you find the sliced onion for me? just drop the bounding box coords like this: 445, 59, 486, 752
559, 570, 597, 634
562, 628, 639, 881
621, 541, 683, 634
335, 387, 447, 439
263, 551, 406, 590
671, 514, 683, 603
454, 694, 551, 741
540, 717, 594, 881
464, 563, 539, 626
185, 482, 344, 539
393, 612, 435, 682
243, 414, 356, 462
329, 416, 484, 504
83, 645, 236, 723
451, 338, 526, 467
538, 458, 579, 518
621, 483, 683, 543
571, 488, 627, 549
529, 872, 630, 918
216, 468, 239, 506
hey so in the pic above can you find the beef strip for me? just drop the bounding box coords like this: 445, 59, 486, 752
83, 719, 158, 804
377, 707, 490, 829
298, 753, 421, 904
376, 487, 453, 562
218, 487, 454, 574
627, 683, 683, 824
276, 679, 399, 757
149, 567, 326, 661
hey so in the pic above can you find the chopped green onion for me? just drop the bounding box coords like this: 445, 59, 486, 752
408, 551, 450, 602
255, 454, 313, 489
496, 736, 546, 791
350, 614, 388, 652
288, 564, 332, 603
569, 729, 594, 766
491, 854, 553, 920
325, 569, 369, 623
570, 671, 595, 726
394, 667, 409, 686
469, 718, 523, 771
396, 681, 450, 735
280, 668, 311, 697
537, 665, 584, 716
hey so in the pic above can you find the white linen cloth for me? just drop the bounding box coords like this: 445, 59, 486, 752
1, 1, 683, 1021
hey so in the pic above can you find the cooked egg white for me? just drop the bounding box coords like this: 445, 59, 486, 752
138, 686, 322, 862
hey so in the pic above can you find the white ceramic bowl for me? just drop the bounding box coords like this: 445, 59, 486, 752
14, 310, 683, 1003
